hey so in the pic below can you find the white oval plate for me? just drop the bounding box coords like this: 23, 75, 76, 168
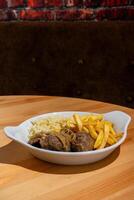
4, 111, 131, 165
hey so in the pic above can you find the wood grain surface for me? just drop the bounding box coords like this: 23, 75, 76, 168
0, 96, 133, 200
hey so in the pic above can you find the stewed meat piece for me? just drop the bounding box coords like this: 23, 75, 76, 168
71, 132, 95, 152
29, 137, 41, 148
29, 132, 71, 151
40, 134, 63, 151
29, 134, 64, 151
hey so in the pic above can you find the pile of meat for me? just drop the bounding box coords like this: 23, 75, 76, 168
29, 129, 95, 152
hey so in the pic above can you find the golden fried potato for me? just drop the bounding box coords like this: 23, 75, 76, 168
66, 113, 123, 149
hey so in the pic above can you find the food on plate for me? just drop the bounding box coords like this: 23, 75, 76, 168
28, 113, 123, 152
71, 132, 95, 152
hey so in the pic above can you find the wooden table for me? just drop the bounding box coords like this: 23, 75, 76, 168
0, 96, 133, 200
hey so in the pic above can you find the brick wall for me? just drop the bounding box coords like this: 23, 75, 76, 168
0, 0, 134, 21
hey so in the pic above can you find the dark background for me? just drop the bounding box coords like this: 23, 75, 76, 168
0, 22, 134, 108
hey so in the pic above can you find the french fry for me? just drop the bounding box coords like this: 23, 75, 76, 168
83, 126, 89, 133
95, 121, 104, 132
110, 126, 116, 136
82, 119, 89, 126
107, 137, 115, 145
73, 114, 83, 131
99, 123, 110, 149
105, 121, 113, 126
89, 120, 97, 126
94, 130, 103, 149
116, 133, 123, 140
88, 125, 98, 139
81, 115, 89, 121
109, 133, 117, 143
89, 115, 103, 121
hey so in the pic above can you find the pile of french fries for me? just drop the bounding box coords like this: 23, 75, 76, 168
66, 114, 122, 149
